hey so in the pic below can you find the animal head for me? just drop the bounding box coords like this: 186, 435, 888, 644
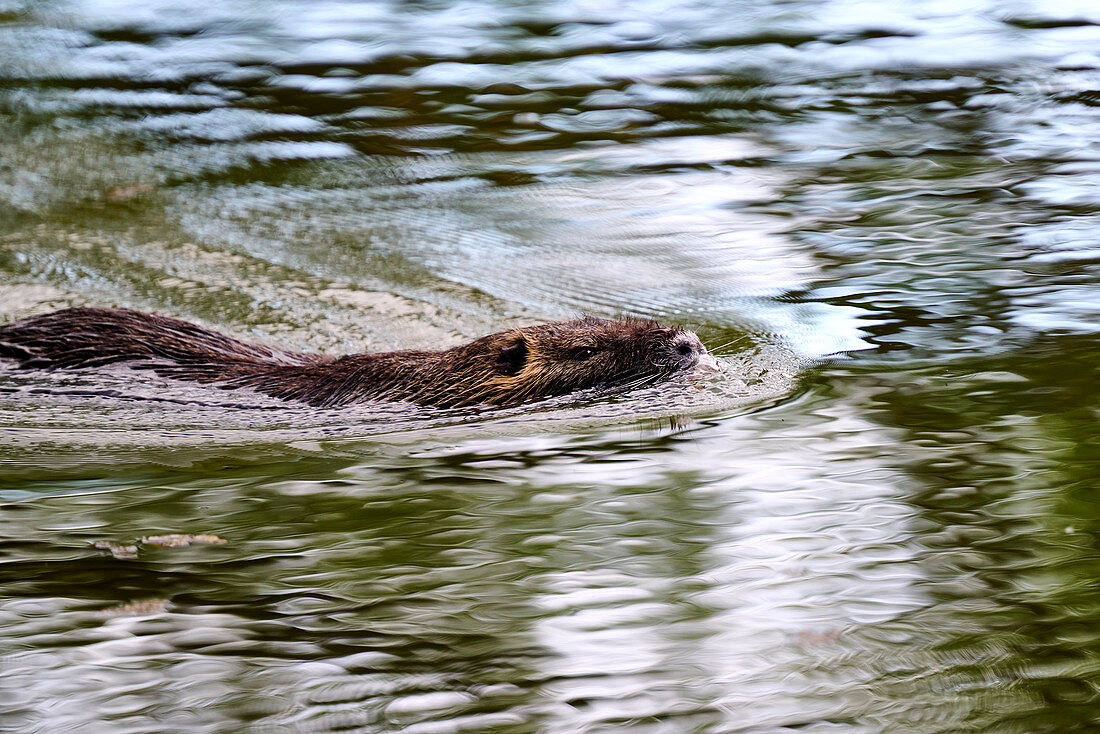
456, 316, 718, 406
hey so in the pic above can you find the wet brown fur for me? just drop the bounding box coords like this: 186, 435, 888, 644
0, 307, 710, 408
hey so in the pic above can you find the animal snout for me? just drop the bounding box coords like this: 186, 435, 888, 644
694, 352, 722, 372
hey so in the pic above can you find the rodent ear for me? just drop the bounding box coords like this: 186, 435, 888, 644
495, 337, 528, 376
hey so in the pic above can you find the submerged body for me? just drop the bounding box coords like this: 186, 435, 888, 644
0, 308, 719, 408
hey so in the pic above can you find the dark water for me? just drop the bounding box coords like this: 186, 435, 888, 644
3, 0, 1100, 731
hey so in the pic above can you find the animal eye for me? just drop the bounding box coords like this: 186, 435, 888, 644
571, 346, 596, 360
677, 343, 693, 356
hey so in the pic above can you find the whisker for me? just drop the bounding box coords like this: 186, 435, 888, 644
709, 335, 750, 354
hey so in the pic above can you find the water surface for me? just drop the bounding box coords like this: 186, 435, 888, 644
3, 0, 1100, 731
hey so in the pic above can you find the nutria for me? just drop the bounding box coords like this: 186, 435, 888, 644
0, 307, 720, 408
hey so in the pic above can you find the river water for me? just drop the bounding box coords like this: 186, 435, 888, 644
3, 1, 1100, 731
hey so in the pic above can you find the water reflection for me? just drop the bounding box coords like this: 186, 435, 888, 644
4, 0, 1100, 731
1, 404, 919, 732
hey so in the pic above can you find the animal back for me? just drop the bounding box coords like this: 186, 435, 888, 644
0, 307, 320, 373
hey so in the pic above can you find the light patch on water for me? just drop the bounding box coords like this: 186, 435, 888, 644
522, 399, 923, 732
158, 137, 873, 357
1008, 287, 1100, 334
136, 109, 331, 142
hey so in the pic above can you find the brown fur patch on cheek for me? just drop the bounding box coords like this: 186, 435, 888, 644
484, 366, 541, 402
483, 353, 553, 402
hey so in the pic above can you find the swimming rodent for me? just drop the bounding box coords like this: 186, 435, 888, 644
0, 307, 721, 408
